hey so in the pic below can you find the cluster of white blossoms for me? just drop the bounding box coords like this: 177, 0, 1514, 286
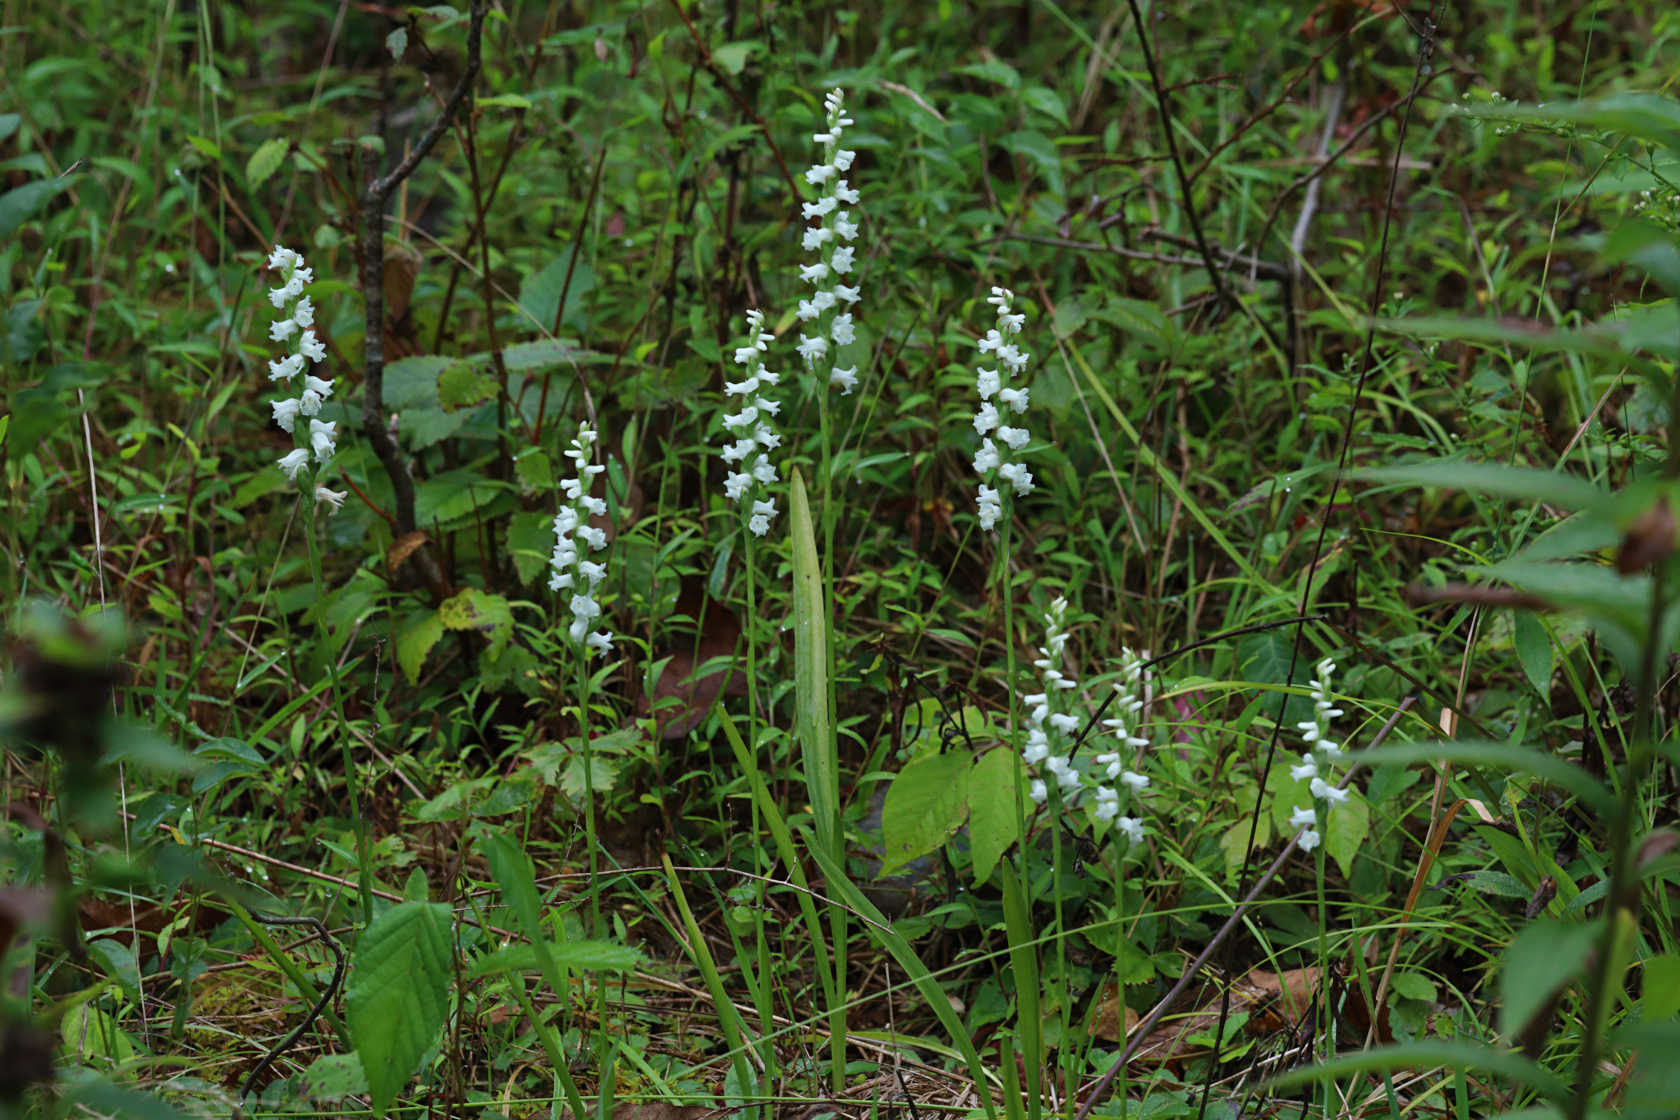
1020, 600, 1149, 846
264, 246, 343, 511
972, 287, 1033, 532
548, 426, 612, 656
719, 309, 783, 536
1288, 657, 1347, 852
796, 88, 863, 395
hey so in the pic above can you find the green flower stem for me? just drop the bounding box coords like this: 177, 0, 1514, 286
298, 481, 372, 925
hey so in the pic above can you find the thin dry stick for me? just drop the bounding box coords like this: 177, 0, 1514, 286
356, 0, 487, 599
1072, 699, 1415, 1120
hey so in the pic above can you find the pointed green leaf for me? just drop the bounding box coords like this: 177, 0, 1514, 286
348, 902, 453, 1118
789, 468, 838, 859
1500, 917, 1601, 1041
396, 610, 444, 685
967, 747, 1022, 885
880, 750, 970, 875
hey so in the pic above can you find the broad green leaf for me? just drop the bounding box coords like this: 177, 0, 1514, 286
437, 587, 513, 660
516, 249, 594, 334
467, 939, 641, 978
1499, 917, 1601, 1041
61, 1078, 192, 1120
396, 610, 444, 685
1357, 741, 1613, 817
349, 901, 453, 1118
1356, 460, 1607, 514
880, 750, 969, 875
61, 999, 137, 1064
1388, 971, 1437, 1002
413, 469, 510, 528
789, 468, 838, 860
245, 137, 288, 187
712, 41, 754, 75
385, 27, 407, 60
1639, 952, 1680, 1022
1324, 793, 1369, 880
967, 747, 1022, 885
297, 1053, 369, 1102
506, 510, 553, 585
437, 363, 497, 412
0, 178, 72, 241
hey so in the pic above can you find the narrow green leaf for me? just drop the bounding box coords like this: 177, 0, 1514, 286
1357, 740, 1614, 816
1356, 460, 1607, 514
467, 939, 640, 979
348, 902, 454, 1118
1513, 612, 1553, 696
1264, 1038, 1568, 1102
789, 468, 838, 859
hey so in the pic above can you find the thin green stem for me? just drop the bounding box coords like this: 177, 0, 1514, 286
300, 486, 371, 925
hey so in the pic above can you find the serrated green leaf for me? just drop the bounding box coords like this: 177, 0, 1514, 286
1499, 917, 1600, 1041
348, 902, 453, 1118
506, 510, 554, 585
880, 751, 969, 875
385, 27, 407, 60
297, 1052, 369, 1101
437, 363, 497, 413
412, 469, 509, 527
396, 610, 444, 685
437, 587, 512, 660
513, 448, 553, 494
967, 747, 1021, 886
245, 137, 288, 187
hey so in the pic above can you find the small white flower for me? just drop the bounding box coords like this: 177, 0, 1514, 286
831, 313, 855, 346
277, 448, 309, 480
997, 425, 1030, 451
308, 419, 336, 461
1120, 770, 1149, 792
314, 487, 347, 511
1290, 754, 1318, 782
998, 387, 1028, 413
1117, 816, 1144, 845
1030, 779, 1048, 804
1298, 828, 1322, 852
550, 426, 613, 655
833, 284, 861, 304
799, 262, 829, 284
797, 334, 828, 366
269, 317, 300, 343
973, 402, 999, 435
1310, 777, 1349, 806
977, 484, 1001, 531
996, 462, 1034, 494
973, 440, 1000, 473
829, 366, 858, 394
299, 330, 326, 363
272, 398, 301, 433
831, 246, 855, 274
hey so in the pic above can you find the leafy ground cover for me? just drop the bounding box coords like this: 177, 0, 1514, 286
4, 2, 1680, 1118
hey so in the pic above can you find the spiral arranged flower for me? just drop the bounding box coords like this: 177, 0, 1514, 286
548, 427, 612, 656
1289, 656, 1347, 851
796, 88, 863, 395
264, 245, 343, 510
719, 309, 782, 537
972, 286, 1033, 532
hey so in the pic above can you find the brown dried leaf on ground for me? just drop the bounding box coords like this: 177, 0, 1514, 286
639, 592, 746, 739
